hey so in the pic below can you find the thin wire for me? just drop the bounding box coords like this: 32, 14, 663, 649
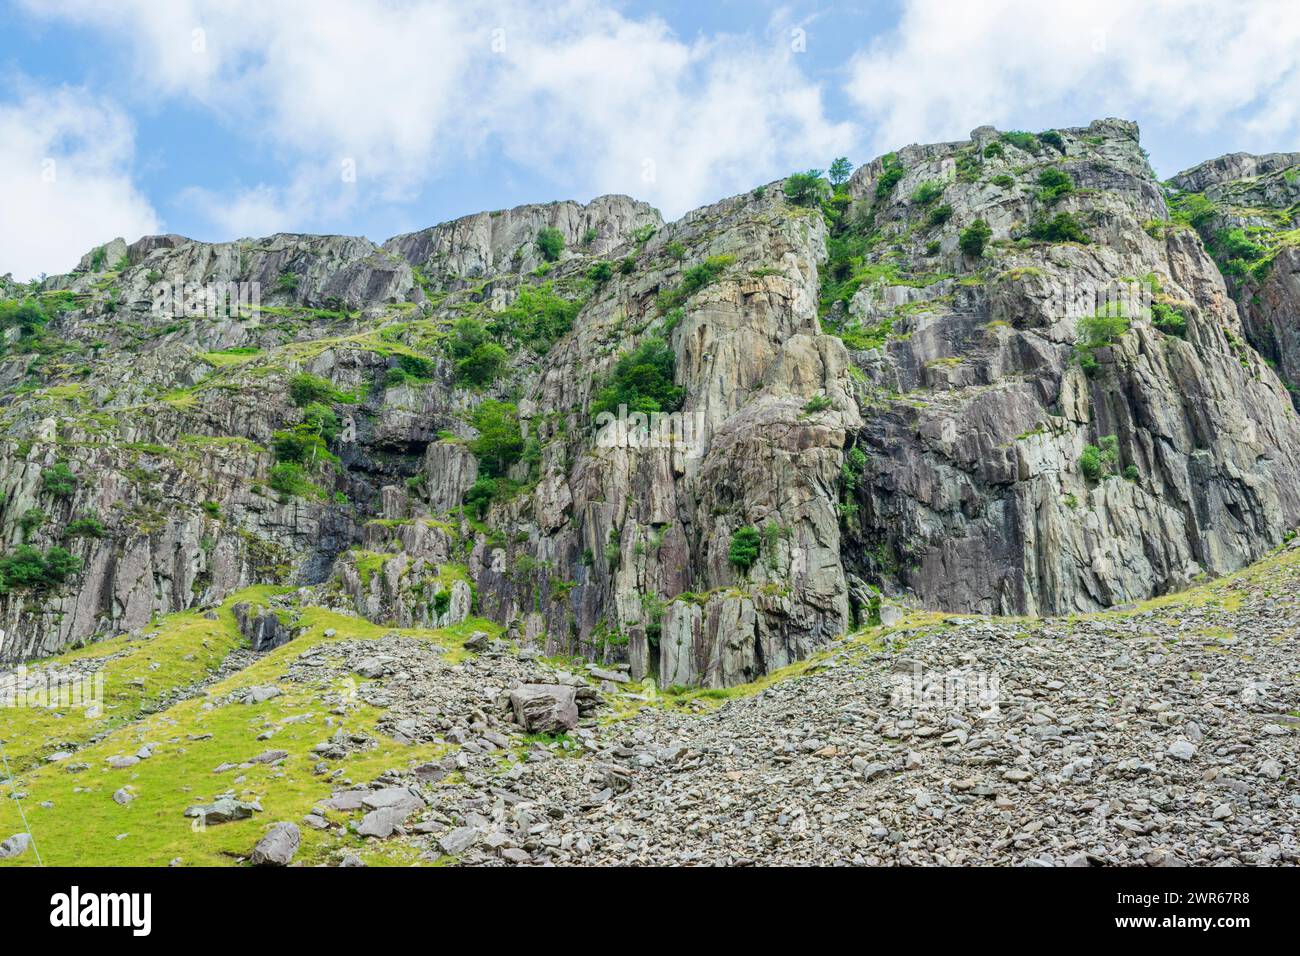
0, 733, 43, 866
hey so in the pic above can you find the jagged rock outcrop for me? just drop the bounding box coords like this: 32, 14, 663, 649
4, 119, 1300, 684
834, 119, 1300, 614
384, 195, 661, 288
1169, 152, 1300, 395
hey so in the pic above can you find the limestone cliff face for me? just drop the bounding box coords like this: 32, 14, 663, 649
3, 124, 1300, 683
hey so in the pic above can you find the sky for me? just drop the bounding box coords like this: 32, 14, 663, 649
1, 0, 1298, 280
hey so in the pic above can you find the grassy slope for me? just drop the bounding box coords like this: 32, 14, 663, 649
0, 597, 499, 867
3, 541, 1297, 866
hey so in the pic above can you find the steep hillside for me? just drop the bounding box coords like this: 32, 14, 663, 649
2, 533, 1296, 866
1, 118, 1299, 695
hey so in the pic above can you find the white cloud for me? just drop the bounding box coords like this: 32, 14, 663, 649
0, 84, 160, 281
23, 0, 854, 234
845, 0, 1300, 156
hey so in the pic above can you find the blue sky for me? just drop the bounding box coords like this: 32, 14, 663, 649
1, 0, 1297, 279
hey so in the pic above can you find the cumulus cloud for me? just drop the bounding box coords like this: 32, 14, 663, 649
23, 0, 853, 234
845, 0, 1300, 155
0, 84, 160, 280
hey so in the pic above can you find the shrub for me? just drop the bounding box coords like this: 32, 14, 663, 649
302, 402, 340, 441
1000, 130, 1040, 153
269, 462, 315, 497
1039, 129, 1066, 151
959, 218, 992, 257
784, 169, 832, 207
590, 338, 683, 418
1036, 167, 1074, 203
432, 589, 452, 617
911, 180, 945, 205
271, 427, 325, 464
927, 203, 953, 227
288, 373, 341, 407
841, 445, 868, 491
488, 282, 580, 352
656, 254, 735, 311
200, 500, 222, 518
874, 157, 906, 199
275, 270, 299, 294
1151, 301, 1188, 338
470, 400, 524, 477
1078, 311, 1130, 348
1028, 212, 1089, 244
65, 514, 105, 538
665, 241, 687, 261
728, 526, 762, 574
0, 545, 81, 593
803, 395, 832, 413
536, 227, 565, 262
41, 461, 77, 498
464, 476, 498, 519
1080, 435, 1120, 482
587, 261, 613, 284
456, 341, 507, 387
19, 507, 46, 537
991, 174, 1015, 188
983, 142, 1004, 159
582, 227, 598, 246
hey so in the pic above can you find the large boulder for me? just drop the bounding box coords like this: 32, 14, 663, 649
509, 684, 578, 733
251, 822, 301, 866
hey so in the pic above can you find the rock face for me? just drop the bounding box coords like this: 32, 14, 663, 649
831, 120, 1300, 615
3, 119, 1300, 686
1170, 151, 1300, 398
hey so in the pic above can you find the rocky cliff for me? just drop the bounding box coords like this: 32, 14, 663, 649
2, 119, 1299, 688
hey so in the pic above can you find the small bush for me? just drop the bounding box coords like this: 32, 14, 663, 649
1036, 167, 1074, 203
1039, 130, 1065, 152
0, 545, 81, 593
269, 462, 316, 497
803, 394, 832, 414
728, 526, 762, 574
536, 227, 565, 262
41, 461, 77, 498
874, 156, 906, 199
275, 270, 299, 294
288, 373, 341, 407
959, 219, 992, 257
784, 169, 832, 207
927, 203, 953, 227
587, 260, 613, 284
470, 400, 524, 477
65, 514, 106, 538
1080, 434, 1120, 482
911, 180, 945, 205
456, 341, 507, 387
590, 338, 683, 418
200, 500, 222, 518
1028, 212, 1089, 244
1151, 301, 1188, 338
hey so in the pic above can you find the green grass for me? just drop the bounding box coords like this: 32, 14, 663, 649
0, 603, 500, 866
